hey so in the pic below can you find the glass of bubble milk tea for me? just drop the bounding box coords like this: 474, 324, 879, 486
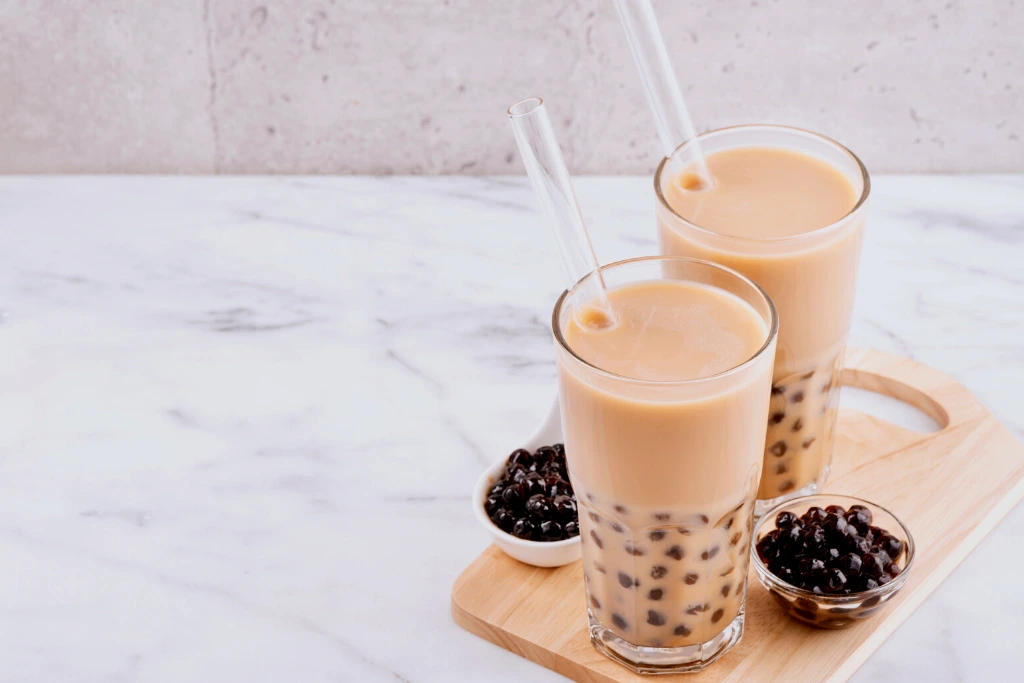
656, 125, 870, 515
553, 256, 778, 673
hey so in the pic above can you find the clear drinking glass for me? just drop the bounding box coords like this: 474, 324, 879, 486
655, 125, 871, 515
553, 256, 778, 673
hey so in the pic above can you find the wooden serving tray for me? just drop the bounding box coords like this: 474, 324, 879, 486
451, 348, 1024, 682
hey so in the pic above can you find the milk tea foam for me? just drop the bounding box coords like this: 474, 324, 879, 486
556, 277, 775, 649
659, 144, 864, 502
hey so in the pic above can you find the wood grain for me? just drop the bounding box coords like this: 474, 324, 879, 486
451, 348, 1024, 682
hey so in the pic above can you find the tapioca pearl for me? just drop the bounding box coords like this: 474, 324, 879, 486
651, 566, 668, 579
618, 572, 637, 589
588, 511, 600, 524
769, 441, 788, 457
614, 504, 628, 515
770, 386, 784, 396
649, 529, 667, 542
790, 391, 805, 404
802, 437, 816, 449
719, 566, 734, 577
778, 480, 795, 493
648, 588, 663, 601
676, 527, 691, 536
685, 603, 710, 615
653, 512, 671, 522
590, 595, 601, 610
624, 542, 646, 556
723, 516, 733, 531
665, 545, 684, 561
647, 610, 666, 626
673, 624, 692, 637
792, 418, 803, 432
585, 492, 595, 503
699, 514, 709, 525
770, 411, 785, 425
595, 562, 607, 574
730, 532, 742, 547
775, 461, 789, 475
610, 521, 624, 533
590, 530, 604, 549
701, 546, 720, 560
720, 584, 731, 597
611, 614, 628, 631
711, 608, 725, 623
684, 573, 699, 585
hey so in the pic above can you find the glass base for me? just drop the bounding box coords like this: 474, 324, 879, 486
754, 474, 825, 519
588, 608, 745, 674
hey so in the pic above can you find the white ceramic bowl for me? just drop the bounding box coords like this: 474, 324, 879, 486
472, 394, 582, 567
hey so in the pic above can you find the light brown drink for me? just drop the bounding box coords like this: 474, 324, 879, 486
657, 127, 868, 508
553, 257, 777, 672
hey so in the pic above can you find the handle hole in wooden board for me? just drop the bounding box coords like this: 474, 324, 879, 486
840, 386, 945, 434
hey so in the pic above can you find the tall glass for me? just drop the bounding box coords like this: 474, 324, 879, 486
553, 256, 778, 673
655, 125, 870, 515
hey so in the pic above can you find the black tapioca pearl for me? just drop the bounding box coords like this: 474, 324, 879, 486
685, 603, 710, 615
611, 613, 628, 630
653, 512, 671, 522
624, 542, 646, 556
674, 624, 692, 637
770, 411, 786, 425
589, 530, 603, 549
720, 566, 734, 577
730, 532, 742, 546
610, 521, 624, 533
779, 480, 795, 493
651, 566, 668, 579
790, 391, 805, 403
723, 517, 734, 531
771, 386, 784, 395
648, 588, 663, 601
590, 595, 601, 610
721, 584, 731, 597
701, 546, 720, 560
802, 437, 816, 449
614, 504, 628, 515
711, 608, 725, 623
677, 527, 691, 536
699, 514, 709, 524
647, 610, 666, 626
649, 530, 666, 541
776, 461, 789, 475
618, 572, 636, 589
684, 573, 699, 585
769, 441, 788, 457
792, 418, 803, 432
665, 545, 684, 560
594, 562, 607, 574
588, 511, 600, 524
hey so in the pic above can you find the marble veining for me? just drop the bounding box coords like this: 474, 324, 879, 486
1, 176, 1022, 682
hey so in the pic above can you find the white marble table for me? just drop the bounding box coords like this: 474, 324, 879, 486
2, 176, 1022, 682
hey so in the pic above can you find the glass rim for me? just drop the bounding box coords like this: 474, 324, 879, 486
551, 255, 779, 386
654, 124, 872, 246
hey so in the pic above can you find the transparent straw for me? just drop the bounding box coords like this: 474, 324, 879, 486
507, 97, 617, 328
612, 0, 713, 187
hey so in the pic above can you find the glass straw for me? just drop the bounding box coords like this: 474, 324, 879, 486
611, 0, 713, 187
507, 97, 617, 328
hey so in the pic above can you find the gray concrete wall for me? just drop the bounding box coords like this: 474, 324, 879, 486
2, 0, 1021, 174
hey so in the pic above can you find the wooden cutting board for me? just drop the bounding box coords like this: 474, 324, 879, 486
451, 348, 1024, 682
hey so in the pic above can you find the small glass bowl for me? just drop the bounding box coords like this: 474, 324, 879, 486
751, 494, 915, 629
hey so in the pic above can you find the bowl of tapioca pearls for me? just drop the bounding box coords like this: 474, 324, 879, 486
751, 494, 915, 628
